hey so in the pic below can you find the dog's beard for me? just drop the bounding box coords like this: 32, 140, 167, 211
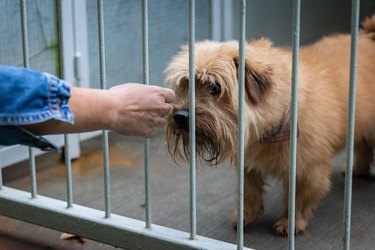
166, 106, 238, 165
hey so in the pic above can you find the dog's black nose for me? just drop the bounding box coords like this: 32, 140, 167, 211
173, 109, 189, 131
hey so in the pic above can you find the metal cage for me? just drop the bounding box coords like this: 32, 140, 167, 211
0, 0, 363, 249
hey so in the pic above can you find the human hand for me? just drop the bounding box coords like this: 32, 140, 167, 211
107, 83, 175, 137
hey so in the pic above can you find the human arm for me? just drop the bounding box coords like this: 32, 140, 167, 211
23, 83, 175, 138
0, 65, 175, 150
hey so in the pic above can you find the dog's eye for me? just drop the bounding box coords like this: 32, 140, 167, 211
210, 83, 221, 95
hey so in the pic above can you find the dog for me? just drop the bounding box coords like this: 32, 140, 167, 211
165, 15, 375, 236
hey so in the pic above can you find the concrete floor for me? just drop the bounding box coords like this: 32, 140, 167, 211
1, 132, 375, 250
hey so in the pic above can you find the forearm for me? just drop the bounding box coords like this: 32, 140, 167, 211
24, 87, 114, 135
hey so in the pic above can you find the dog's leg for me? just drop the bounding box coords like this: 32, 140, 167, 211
342, 139, 374, 177
353, 139, 374, 176
274, 162, 331, 236
231, 168, 264, 230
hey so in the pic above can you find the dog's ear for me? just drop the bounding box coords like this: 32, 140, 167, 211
234, 57, 273, 105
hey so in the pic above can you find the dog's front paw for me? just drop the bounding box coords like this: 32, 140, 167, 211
231, 205, 264, 230
273, 217, 307, 237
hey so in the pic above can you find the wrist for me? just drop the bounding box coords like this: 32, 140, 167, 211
69, 87, 115, 132
102, 89, 119, 131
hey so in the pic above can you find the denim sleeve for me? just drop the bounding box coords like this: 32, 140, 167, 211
0, 65, 75, 151
0, 65, 74, 125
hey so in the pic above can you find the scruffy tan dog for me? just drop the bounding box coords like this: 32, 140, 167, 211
165, 15, 375, 236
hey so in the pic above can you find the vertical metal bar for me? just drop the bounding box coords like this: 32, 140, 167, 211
209, 0, 221, 41
288, 0, 301, 249
0, 168, 3, 190
20, 0, 37, 199
28, 148, 37, 198
343, 0, 360, 249
189, 0, 196, 240
20, 0, 29, 69
222, 0, 234, 41
58, 0, 73, 208
142, 0, 152, 229
97, 0, 111, 219
63, 136, 73, 205
237, 1, 246, 249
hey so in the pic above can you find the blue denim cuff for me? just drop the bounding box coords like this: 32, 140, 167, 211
43, 72, 74, 124
0, 65, 74, 150
0, 66, 74, 125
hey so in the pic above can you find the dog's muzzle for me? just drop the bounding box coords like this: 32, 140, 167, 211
173, 109, 189, 131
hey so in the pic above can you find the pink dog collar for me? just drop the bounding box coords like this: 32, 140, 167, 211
259, 109, 299, 143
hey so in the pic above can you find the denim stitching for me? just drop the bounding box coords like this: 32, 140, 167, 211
0, 72, 74, 125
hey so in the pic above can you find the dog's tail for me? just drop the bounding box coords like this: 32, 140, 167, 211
362, 14, 375, 36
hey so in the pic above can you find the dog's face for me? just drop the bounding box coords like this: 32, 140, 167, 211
165, 39, 286, 165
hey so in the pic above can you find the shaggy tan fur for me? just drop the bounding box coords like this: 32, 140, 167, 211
165, 15, 375, 236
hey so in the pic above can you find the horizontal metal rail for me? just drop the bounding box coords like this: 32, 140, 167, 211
0, 187, 252, 250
